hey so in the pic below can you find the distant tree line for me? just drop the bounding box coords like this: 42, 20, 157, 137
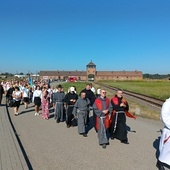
0, 72, 39, 76
143, 74, 170, 79
0, 72, 14, 76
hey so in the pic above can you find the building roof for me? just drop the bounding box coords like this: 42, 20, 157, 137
39, 70, 143, 77
96, 71, 143, 77
86, 61, 96, 67
39, 71, 86, 77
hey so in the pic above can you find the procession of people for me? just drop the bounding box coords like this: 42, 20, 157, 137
1, 80, 132, 145
1, 79, 169, 169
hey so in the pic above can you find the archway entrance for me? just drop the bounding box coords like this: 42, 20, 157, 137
88, 74, 95, 81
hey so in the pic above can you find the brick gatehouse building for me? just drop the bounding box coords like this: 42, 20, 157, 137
39, 61, 143, 81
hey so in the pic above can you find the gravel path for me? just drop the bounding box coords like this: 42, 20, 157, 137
8, 102, 163, 170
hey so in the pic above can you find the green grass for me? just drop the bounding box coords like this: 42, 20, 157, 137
99, 80, 170, 100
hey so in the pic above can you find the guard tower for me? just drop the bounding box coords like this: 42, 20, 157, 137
86, 61, 96, 81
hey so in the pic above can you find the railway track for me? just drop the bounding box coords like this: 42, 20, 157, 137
94, 82, 164, 108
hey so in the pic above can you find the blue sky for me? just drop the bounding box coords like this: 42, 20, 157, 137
0, 0, 170, 74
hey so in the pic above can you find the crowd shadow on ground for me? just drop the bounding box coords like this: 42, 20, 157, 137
0, 104, 6, 107
153, 136, 161, 159
48, 108, 54, 119
86, 116, 95, 134
126, 125, 136, 133
153, 129, 162, 159
20, 109, 35, 115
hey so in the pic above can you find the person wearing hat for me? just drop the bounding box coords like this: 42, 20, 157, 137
64, 87, 78, 128
95, 89, 101, 98
53, 84, 65, 123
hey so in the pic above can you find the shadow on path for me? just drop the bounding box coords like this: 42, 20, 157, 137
153, 129, 162, 159
126, 125, 136, 133
6, 105, 33, 170
153, 136, 161, 159
19, 109, 35, 115
86, 116, 95, 134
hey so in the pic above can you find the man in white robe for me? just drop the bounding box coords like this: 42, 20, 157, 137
157, 98, 170, 170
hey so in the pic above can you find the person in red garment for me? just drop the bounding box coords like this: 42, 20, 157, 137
93, 89, 110, 149
109, 89, 130, 144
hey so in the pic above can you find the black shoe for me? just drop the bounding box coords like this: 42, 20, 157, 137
121, 140, 129, 144
56, 120, 60, 123
110, 137, 114, 140
67, 125, 71, 128
156, 160, 165, 170
83, 133, 87, 137
102, 144, 106, 149
79, 133, 87, 137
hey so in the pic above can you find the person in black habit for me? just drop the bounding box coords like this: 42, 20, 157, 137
64, 87, 78, 128
6, 84, 15, 106
80, 84, 96, 126
109, 89, 129, 144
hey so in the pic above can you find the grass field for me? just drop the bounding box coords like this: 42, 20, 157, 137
97, 80, 170, 119
99, 80, 170, 101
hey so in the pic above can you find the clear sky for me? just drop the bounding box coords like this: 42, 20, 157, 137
0, 0, 170, 74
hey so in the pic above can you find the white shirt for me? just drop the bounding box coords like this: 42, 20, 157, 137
47, 88, 53, 95
33, 90, 42, 98
13, 91, 22, 101
91, 87, 95, 93
22, 87, 29, 98
6, 83, 10, 90
53, 89, 58, 93
32, 90, 42, 102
